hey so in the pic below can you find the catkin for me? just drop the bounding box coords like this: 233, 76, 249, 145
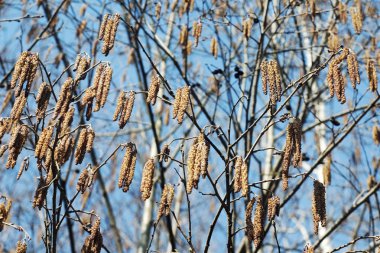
55, 134, 74, 166
179, 25, 188, 46
93, 64, 113, 111
10, 91, 27, 121
0, 118, 11, 142
347, 51, 360, 88
304, 244, 314, 253
11, 52, 39, 97
186, 138, 198, 194
82, 218, 103, 253
233, 156, 243, 193
118, 91, 135, 128
86, 128, 95, 153
60, 106, 75, 136
6, 125, 29, 169
176, 86, 190, 124
373, 125, 380, 145
191, 133, 210, 189
32, 177, 48, 209
323, 155, 332, 185
367, 59, 378, 92
15, 240, 27, 253
100, 66, 113, 108
210, 37, 218, 58
267, 196, 280, 221
0, 198, 12, 231
140, 158, 155, 200
147, 72, 160, 105
82, 87, 96, 106
157, 184, 174, 220
172, 88, 182, 119
312, 180, 327, 235
245, 197, 256, 242
327, 33, 340, 52
53, 77, 73, 120
241, 160, 249, 197
242, 17, 252, 39
194, 22, 202, 47
350, 7, 362, 34
260, 60, 268, 95
0, 145, 7, 157
253, 196, 265, 248
100, 14, 120, 55
35, 125, 54, 161
282, 118, 302, 190
159, 144, 170, 162
261, 59, 282, 103
75, 128, 88, 164
118, 143, 137, 192
77, 168, 92, 193
74, 53, 91, 82
36, 82, 52, 120
113, 91, 126, 121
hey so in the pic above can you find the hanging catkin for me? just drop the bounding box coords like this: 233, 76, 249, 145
233, 156, 243, 193
6, 125, 29, 169
267, 196, 280, 221
367, 59, 378, 92
53, 77, 73, 120
11, 52, 39, 97
140, 158, 155, 200
147, 72, 160, 105
157, 184, 174, 220
118, 91, 135, 129
261, 59, 282, 103
253, 196, 265, 248
36, 82, 51, 120
81, 218, 103, 253
118, 143, 137, 192
99, 14, 120, 55
245, 197, 256, 242
312, 180, 327, 235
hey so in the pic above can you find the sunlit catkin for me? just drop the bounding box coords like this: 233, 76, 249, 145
53, 77, 73, 120
241, 160, 249, 197
6, 125, 28, 169
304, 243, 314, 253
347, 51, 360, 88
32, 177, 48, 209
260, 60, 268, 95
245, 197, 256, 242
172, 88, 182, 119
147, 72, 160, 105
186, 138, 198, 194
327, 33, 340, 52
367, 59, 378, 92
10, 91, 27, 121
159, 144, 170, 162
35, 126, 54, 161
118, 143, 137, 192
350, 6, 362, 34
140, 158, 155, 200
82, 218, 103, 253
0, 198, 12, 231
267, 196, 280, 221
113, 91, 126, 121
157, 184, 174, 220
15, 240, 27, 253
253, 196, 265, 248
75, 128, 88, 165
233, 156, 243, 193
242, 17, 252, 39
74, 53, 91, 82
312, 180, 327, 235
194, 22, 202, 47
100, 14, 120, 55
86, 127, 95, 153
11, 52, 39, 97
323, 155, 332, 185
77, 168, 92, 193
173, 86, 190, 124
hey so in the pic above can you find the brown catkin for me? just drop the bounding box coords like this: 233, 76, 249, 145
260, 60, 268, 95
60, 106, 75, 136
367, 59, 378, 92
82, 87, 96, 106
32, 177, 48, 209
0, 118, 11, 141
118, 143, 137, 192
304, 243, 314, 253
282, 121, 294, 190
74, 54, 91, 82
323, 155, 332, 185
186, 138, 198, 194
98, 14, 109, 40
10, 91, 27, 121
11, 52, 28, 89
241, 160, 249, 197
312, 180, 327, 235
75, 128, 88, 165
155, 2, 161, 19
194, 22, 202, 47
76, 168, 91, 193
140, 158, 155, 200
292, 118, 302, 167
55, 134, 74, 166
113, 91, 125, 121
15, 240, 27, 253
100, 66, 113, 108
233, 156, 243, 193
36, 82, 52, 120
0, 90, 12, 115
157, 184, 174, 220
347, 51, 360, 88
35, 125, 54, 161
210, 37, 218, 59
0, 198, 12, 231
16, 158, 28, 180
179, 25, 188, 46
253, 196, 265, 248
6, 125, 28, 169
119, 91, 135, 128
172, 88, 182, 120
82, 218, 103, 253
0, 145, 7, 157
159, 144, 170, 162
108, 14, 120, 51
350, 6, 362, 34
86, 128, 95, 153
327, 33, 340, 52
245, 197, 256, 242
242, 17, 252, 39
11, 52, 39, 97
267, 196, 280, 221
373, 125, 380, 145
53, 77, 73, 120
100, 14, 120, 55
176, 86, 190, 124
147, 72, 160, 105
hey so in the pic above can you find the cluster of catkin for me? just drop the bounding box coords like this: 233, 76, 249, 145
81, 218, 103, 253
53, 77, 73, 120
35, 125, 54, 164
73, 53, 91, 82
282, 118, 302, 191
147, 71, 160, 105
245, 196, 265, 248
140, 158, 155, 200
327, 48, 360, 103
233, 156, 249, 197
172, 86, 191, 124
88, 63, 113, 113
99, 13, 120, 55
367, 59, 378, 92
35, 82, 52, 121
113, 91, 135, 129
260, 59, 282, 104
156, 184, 175, 221
192, 21, 202, 47
10, 51, 39, 97
0, 198, 12, 231
118, 143, 137, 192
6, 125, 29, 169
15, 240, 27, 253
74, 127, 95, 164
186, 132, 210, 193
312, 180, 326, 235
77, 168, 93, 194
349, 6, 362, 34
